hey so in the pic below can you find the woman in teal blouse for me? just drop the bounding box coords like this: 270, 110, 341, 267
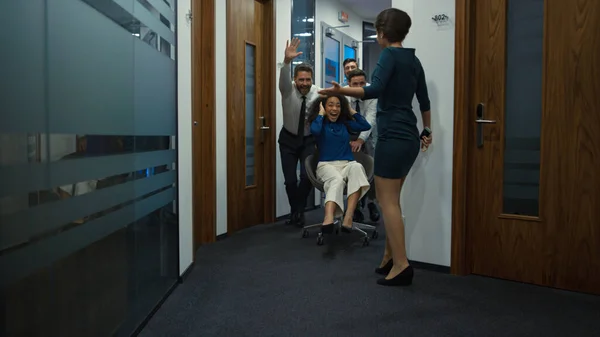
319, 8, 432, 286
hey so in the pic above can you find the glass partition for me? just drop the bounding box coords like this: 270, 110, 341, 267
0, 0, 179, 336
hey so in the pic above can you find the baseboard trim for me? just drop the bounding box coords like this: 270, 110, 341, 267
409, 260, 450, 274
131, 280, 179, 336
178, 262, 194, 283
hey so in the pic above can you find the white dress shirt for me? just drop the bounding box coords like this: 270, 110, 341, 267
278, 62, 321, 136
347, 95, 377, 144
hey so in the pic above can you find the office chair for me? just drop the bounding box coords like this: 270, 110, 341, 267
303, 152, 379, 246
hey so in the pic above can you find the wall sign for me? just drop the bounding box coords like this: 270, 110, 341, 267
432, 13, 450, 25
338, 11, 348, 23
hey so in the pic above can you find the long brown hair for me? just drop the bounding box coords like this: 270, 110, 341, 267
306, 93, 354, 126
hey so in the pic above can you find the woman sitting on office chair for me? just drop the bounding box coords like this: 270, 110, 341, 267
308, 93, 371, 234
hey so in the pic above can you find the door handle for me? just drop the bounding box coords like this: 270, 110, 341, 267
475, 103, 496, 148
259, 116, 269, 143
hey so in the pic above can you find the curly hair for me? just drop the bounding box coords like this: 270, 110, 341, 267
306, 93, 354, 126
375, 8, 412, 43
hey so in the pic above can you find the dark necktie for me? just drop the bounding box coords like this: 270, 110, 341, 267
297, 96, 306, 136
350, 100, 361, 138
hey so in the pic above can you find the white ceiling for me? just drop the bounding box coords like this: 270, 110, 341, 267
337, 0, 391, 21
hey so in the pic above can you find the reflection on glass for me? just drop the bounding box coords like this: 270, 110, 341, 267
502, 0, 544, 216
344, 45, 356, 61
245, 43, 256, 187
291, 0, 316, 75
324, 36, 341, 86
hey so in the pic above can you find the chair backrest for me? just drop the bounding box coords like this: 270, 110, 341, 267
352, 151, 375, 181
304, 152, 325, 192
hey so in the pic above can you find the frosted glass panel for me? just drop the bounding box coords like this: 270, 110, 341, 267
46, 0, 135, 135
134, 39, 177, 136
0, 0, 179, 335
502, 0, 544, 216
0, 0, 46, 133
245, 44, 256, 186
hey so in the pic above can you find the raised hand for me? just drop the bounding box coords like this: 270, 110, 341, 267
284, 38, 303, 63
319, 102, 325, 115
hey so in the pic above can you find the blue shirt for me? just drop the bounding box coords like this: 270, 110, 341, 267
363, 47, 430, 141
310, 114, 371, 162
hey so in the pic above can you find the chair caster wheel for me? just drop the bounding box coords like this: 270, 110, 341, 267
362, 237, 370, 246
371, 231, 379, 239
302, 230, 309, 238
317, 235, 324, 246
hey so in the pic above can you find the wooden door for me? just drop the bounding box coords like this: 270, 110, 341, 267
226, 0, 275, 233
466, 0, 600, 294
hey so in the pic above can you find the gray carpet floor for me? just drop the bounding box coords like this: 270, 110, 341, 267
140, 210, 600, 337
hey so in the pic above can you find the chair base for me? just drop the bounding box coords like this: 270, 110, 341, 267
302, 220, 378, 246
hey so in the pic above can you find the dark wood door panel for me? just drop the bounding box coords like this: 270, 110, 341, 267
540, 0, 600, 293
227, 0, 275, 233
466, 0, 600, 294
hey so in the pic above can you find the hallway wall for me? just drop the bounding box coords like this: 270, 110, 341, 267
177, 0, 194, 274
391, 0, 455, 267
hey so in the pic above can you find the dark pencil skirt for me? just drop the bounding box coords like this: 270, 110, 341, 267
373, 137, 420, 179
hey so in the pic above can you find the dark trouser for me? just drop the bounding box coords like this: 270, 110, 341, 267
278, 128, 315, 214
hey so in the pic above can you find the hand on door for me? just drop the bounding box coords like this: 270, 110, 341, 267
284, 38, 303, 64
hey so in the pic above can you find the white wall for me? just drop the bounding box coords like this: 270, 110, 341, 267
215, 1, 228, 235
391, 0, 455, 267
314, 0, 366, 88
177, 0, 194, 275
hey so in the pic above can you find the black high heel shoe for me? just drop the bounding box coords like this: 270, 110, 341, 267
321, 223, 334, 234
375, 259, 393, 275
377, 265, 414, 286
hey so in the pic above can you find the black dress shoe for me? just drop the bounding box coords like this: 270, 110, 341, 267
353, 208, 364, 222
285, 212, 298, 226
377, 265, 414, 286
368, 203, 380, 222
296, 212, 306, 227
375, 259, 393, 275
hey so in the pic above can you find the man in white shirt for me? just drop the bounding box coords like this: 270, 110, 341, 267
278, 38, 321, 227
346, 68, 381, 222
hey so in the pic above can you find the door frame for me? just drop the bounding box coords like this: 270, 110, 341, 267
450, 0, 476, 275
320, 22, 358, 87
191, 0, 217, 251
225, 0, 276, 232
